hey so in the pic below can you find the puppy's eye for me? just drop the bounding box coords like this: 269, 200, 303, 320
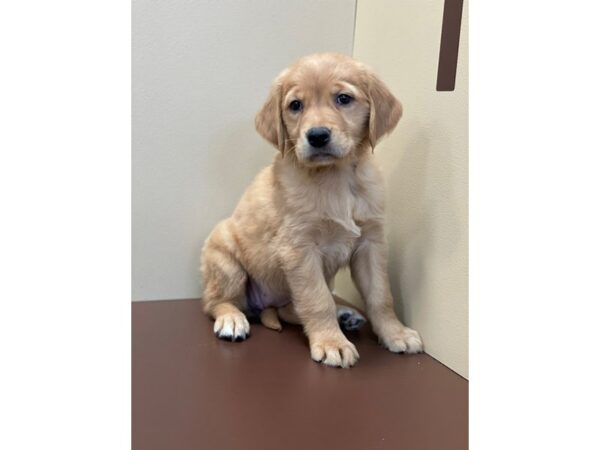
336, 94, 354, 106
289, 100, 303, 112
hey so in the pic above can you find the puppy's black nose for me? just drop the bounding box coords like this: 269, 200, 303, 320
306, 127, 331, 148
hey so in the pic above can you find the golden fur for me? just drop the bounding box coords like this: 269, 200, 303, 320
200, 53, 423, 368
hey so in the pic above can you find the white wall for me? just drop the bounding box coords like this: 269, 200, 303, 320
132, 0, 357, 300
335, 0, 469, 377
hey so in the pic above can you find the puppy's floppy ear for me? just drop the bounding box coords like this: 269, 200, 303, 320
367, 72, 403, 150
255, 72, 288, 153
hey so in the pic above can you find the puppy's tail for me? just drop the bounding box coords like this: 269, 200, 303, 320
260, 307, 282, 331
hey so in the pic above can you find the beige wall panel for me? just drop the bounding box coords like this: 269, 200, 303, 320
336, 0, 468, 377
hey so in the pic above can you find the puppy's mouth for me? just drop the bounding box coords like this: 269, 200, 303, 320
308, 150, 338, 161
297, 139, 347, 166
305, 143, 344, 163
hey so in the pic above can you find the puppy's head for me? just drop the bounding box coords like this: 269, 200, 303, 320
255, 53, 402, 167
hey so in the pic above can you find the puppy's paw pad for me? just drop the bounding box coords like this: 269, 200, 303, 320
336, 306, 366, 332
381, 327, 423, 354
310, 336, 359, 368
213, 311, 250, 342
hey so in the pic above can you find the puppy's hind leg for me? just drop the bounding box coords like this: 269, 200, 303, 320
333, 294, 367, 332
200, 223, 250, 342
276, 296, 366, 332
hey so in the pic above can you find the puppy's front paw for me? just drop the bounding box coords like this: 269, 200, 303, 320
310, 334, 359, 368
213, 311, 250, 342
379, 325, 423, 354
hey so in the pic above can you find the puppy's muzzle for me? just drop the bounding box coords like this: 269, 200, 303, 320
306, 127, 338, 161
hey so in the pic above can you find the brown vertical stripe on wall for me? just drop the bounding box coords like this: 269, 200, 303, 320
436, 0, 464, 91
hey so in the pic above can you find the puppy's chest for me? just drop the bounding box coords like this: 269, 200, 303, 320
284, 168, 383, 260
310, 188, 375, 260
314, 221, 358, 267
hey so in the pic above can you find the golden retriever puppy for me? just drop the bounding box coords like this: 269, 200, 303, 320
201, 53, 423, 368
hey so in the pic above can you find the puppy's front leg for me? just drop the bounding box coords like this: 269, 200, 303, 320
350, 223, 424, 354
283, 247, 359, 368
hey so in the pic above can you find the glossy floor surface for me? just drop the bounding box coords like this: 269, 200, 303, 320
133, 299, 468, 450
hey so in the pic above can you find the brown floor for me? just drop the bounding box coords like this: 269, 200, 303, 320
133, 299, 467, 450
